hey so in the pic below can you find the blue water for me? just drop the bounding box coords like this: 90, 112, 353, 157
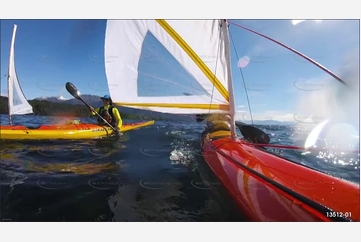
0, 114, 359, 221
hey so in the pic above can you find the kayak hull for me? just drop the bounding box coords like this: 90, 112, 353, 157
201, 130, 360, 222
0, 120, 155, 140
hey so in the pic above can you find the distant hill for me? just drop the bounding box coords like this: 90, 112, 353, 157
246, 120, 295, 125
35, 95, 68, 102
1, 95, 296, 125
33, 95, 202, 122
34, 94, 103, 106
0, 96, 141, 120
0, 95, 196, 122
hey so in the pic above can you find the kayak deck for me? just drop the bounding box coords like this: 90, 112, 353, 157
0, 120, 155, 140
201, 130, 360, 222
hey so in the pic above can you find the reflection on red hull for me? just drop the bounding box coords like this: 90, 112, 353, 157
201, 134, 360, 222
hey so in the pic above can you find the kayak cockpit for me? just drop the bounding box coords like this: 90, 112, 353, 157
25, 125, 41, 129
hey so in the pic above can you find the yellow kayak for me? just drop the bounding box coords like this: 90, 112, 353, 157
0, 120, 155, 140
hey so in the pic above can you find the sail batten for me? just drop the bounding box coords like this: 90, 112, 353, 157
105, 20, 231, 115
114, 102, 229, 113
7, 24, 33, 124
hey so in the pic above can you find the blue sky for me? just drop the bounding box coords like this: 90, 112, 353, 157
1, 19, 359, 123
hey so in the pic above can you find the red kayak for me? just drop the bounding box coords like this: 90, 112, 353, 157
201, 130, 360, 222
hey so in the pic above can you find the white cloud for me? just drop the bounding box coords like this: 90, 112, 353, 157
257, 20, 355, 52
292, 20, 322, 26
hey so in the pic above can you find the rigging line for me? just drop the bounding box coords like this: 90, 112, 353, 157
229, 26, 254, 125
207, 20, 222, 115
228, 21, 347, 87
0, 74, 8, 81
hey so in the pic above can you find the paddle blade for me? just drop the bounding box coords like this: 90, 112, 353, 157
110, 130, 123, 143
196, 114, 207, 122
235, 122, 270, 144
65, 82, 80, 99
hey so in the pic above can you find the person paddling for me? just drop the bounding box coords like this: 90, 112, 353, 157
89, 95, 123, 131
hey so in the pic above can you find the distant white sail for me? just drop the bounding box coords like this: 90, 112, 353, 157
7, 24, 33, 119
104, 20, 234, 115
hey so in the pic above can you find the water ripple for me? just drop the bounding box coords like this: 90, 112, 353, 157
0, 115, 359, 221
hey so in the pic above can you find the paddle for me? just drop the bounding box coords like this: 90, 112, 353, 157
196, 114, 207, 122
65, 82, 120, 138
235, 121, 270, 144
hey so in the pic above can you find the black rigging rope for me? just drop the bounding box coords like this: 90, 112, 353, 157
228, 25, 254, 125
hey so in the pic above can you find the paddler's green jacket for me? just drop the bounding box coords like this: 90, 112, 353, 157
90, 105, 123, 129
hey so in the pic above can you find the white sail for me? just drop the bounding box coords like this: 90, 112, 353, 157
104, 20, 233, 115
7, 24, 33, 120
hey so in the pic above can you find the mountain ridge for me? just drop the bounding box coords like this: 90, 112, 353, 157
0, 95, 196, 122
1, 95, 295, 125
46, 95, 193, 121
